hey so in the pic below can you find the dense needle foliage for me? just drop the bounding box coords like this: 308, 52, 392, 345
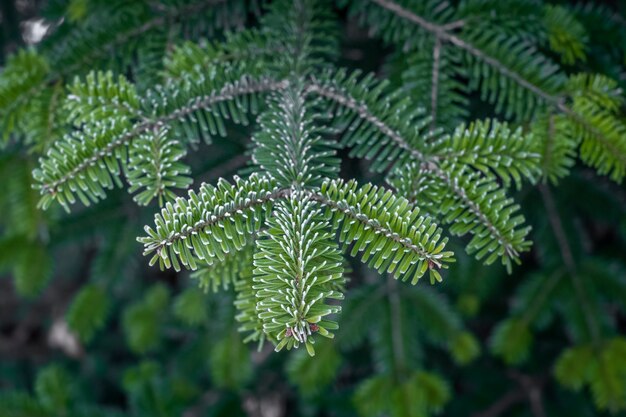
0, 0, 625, 416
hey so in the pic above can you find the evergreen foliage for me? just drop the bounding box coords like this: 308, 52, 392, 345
1, 0, 626, 416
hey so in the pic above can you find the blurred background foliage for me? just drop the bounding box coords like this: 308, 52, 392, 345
0, 1, 625, 417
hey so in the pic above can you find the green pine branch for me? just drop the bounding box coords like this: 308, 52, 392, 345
313, 179, 454, 285
353, 0, 626, 181
139, 174, 281, 271
253, 196, 345, 355
308, 71, 533, 269
34, 75, 286, 210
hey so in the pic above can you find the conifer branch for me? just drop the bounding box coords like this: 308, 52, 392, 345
37, 78, 287, 201
252, 84, 339, 187
2, 0, 235, 129
159, 79, 287, 125
304, 82, 427, 162
308, 77, 531, 269
139, 174, 454, 286
148, 191, 279, 255
155, 192, 282, 252
428, 120, 541, 188
422, 162, 522, 262
538, 184, 601, 344
139, 174, 283, 271
62, 0, 231, 76
307, 191, 442, 264
367, 0, 625, 169
558, 104, 626, 174
313, 179, 454, 284
253, 196, 344, 355
369, 0, 564, 106
430, 38, 442, 131
165, 32, 285, 83
2, 0, 625, 411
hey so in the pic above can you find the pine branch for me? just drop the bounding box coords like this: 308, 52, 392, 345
429, 37, 441, 131
35, 77, 287, 209
308, 74, 532, 269
368, 0, 564, 106
252, 84, 339, 187
538, 184, 601, 344
139, 174, 283, 271
390, 159, 532, 272
305, 78, 428, 165
5, 0, 234, 127
312, 179, 454, 284
253, 195, 344, 355
365, 0, 626, 176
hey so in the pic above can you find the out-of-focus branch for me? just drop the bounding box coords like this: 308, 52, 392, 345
539, 184, 602, 345
472, 372, 547, 417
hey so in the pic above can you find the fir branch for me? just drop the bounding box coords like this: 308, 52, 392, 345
126, 126, 193, 206
147, 190, 280, 257
308, 77, 531, 269
367, 0, 625, 170
1, 0, 242, 137
368, 0, 563, 106
140, 175, 453, 286
430, 37, 442, 131
427, 119, 541, 188
59, 0, 231, 76
558, 104, 626, 179
157, 78, 286, 125
312, 179, 454, 284
538, 184, 601, 344
139, 174, 285, 271
252, 84, 339, 187
304, 81, 427, 162
253, 195, 344, 355
164, 30, 285, 82
308, 190, 441, 264
36, 77, 287, 203
423, 162, 524, 262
